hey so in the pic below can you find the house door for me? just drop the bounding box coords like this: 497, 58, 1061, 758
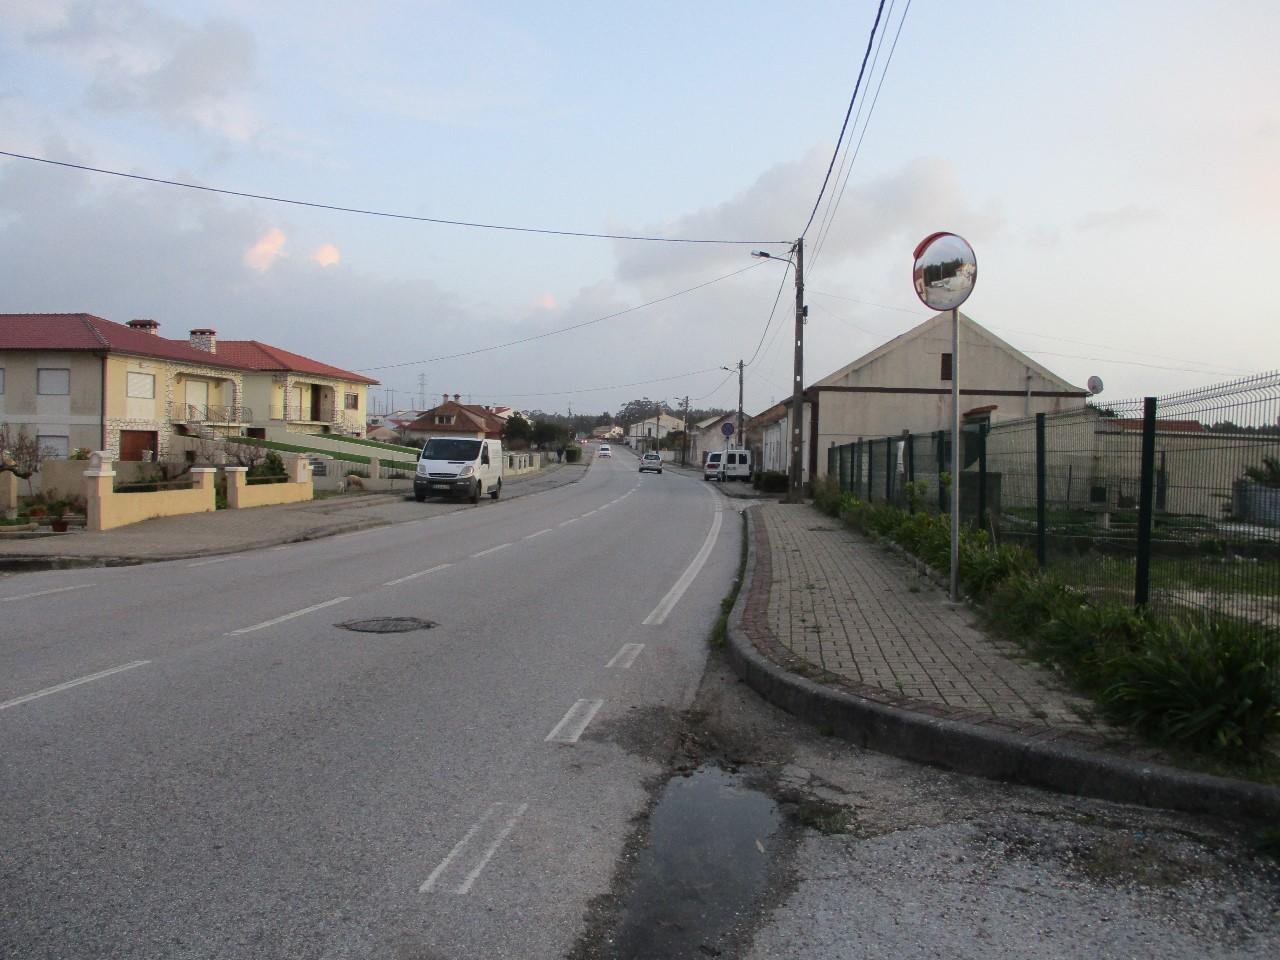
120, 430, 157, 462
184, 379, 209, 418
311, 388, 323, 422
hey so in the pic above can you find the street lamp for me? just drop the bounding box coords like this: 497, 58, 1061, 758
752, 240, 805, 502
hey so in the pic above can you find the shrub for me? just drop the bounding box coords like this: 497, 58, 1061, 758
1103, 617, 1280, 756
812, 475, 843, 515
756, 470, 788, 493
564, 445, 582, 464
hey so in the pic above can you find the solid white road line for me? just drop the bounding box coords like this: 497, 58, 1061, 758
457, 803, 529, 894
605, 643, 644, 669
558, 518, 579, 527
420, 802, 528, 895
384, 563, 453, 586
582, 509, 598, 517
643, 504, 724, 626
470, 543, 511, 558
0, 660, 150, 711
1, 583, 95, 603
522, 529, 552, 540
545, 699, 604, 744
228, 596, 350, 636
186, 557, 228, 568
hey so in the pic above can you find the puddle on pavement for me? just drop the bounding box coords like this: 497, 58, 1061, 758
609, 765, 782, 959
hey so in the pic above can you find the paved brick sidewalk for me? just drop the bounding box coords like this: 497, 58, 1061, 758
745, 501, 1131, 747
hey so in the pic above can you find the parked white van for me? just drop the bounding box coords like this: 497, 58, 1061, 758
703, 449, 752, 481
414, 437, 503, 503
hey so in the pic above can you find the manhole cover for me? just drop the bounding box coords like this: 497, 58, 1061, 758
337, 617, 437, 634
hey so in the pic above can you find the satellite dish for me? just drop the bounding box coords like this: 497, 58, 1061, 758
1087, 375, 1104, 395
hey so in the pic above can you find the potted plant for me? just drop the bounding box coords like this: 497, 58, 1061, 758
47, 499, 69, 532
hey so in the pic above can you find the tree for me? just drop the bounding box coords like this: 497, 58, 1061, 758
532, 419, 567, 449
0, 424, 43, 495
503, 412, 532, 449
594, 411, 614, 427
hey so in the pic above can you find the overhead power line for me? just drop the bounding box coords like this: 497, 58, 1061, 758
359, 262, 766, 372
0, 150, 788, 247
810, 0, 912, 276
798, 0, 887, 241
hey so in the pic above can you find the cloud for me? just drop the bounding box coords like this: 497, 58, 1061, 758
244, 228, 286, 272
611, 151, 1004, 292
17, 2, 259, 141
309, 243, 340, 267
1075, 205, 1162, 232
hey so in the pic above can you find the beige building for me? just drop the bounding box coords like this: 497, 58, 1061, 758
803, 311, 1086, 481
0, 314, 376, 461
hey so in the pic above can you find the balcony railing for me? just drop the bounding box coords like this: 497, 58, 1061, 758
171, 403, 253, 424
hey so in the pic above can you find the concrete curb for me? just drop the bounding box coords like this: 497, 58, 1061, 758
724, 506, 1280, 824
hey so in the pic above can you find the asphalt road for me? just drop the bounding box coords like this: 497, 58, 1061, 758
1, 450, 741, 959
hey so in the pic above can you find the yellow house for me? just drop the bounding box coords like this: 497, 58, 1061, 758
0, 314, 377, 460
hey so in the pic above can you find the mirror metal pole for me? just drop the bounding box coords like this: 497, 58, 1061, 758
950, 306, 961, 603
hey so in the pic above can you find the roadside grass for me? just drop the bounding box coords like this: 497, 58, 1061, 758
227, 436, 416, 472
710, 511, 750, 649
311, 434, 420, 458
811, 476, 1280, 771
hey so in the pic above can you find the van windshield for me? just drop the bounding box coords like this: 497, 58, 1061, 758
421, 438, 482, 461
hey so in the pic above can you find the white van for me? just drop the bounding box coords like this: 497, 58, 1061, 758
704, 449, 753, 482
414, 437, 503, 503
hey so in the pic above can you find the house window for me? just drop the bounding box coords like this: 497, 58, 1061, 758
345, 393, 359, 410
126, 372, 156, 399
435, 414, 454, 425
37, 435, 69, 458
37, 368, 70, 395
940, 352, 953, 382
0, 368, 5, 393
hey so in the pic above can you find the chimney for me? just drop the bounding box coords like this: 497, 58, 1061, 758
442, 393, 449, 405
453, 393, 461, 402
189, 328, 217, 354
127, 318, 160, 336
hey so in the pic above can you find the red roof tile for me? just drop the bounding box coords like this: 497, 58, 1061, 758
217, 340, 378, 384
0, 313, 244, 366
1, 314, 378, 384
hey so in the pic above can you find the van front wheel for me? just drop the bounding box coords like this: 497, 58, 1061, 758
490, 480, 501, 500
470, 481, 481, 505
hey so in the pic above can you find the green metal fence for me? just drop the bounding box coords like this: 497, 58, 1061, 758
825, 372, 1280, 625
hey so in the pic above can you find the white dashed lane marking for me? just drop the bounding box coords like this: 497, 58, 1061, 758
605, 644, 644, 669
419, 802, 529, 895
545, 699, 604, 744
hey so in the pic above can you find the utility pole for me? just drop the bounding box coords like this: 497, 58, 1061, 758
417, 373, 427, 411
681, 395, 690, 466
736, 359, 745, 450
789, 237, 805, 502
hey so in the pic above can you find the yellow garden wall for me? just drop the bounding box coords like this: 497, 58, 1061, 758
86, 465, 217, 532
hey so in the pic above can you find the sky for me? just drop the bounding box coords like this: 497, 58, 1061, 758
1, 0, 1276, 419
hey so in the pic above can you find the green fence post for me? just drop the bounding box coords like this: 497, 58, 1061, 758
885, 436, 894, 503
866, 440, 875, 502
827, 444, 836, 482
935, 430, 946, 513
1135, 396, 1157, 608
1036, 413, 1047, 568
978, 423, 988, 532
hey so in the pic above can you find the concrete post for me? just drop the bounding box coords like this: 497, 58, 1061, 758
367, 457, 381, 480
290, 456, 310, 484
224, 466, 247, 509
84, 455, 117, 532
